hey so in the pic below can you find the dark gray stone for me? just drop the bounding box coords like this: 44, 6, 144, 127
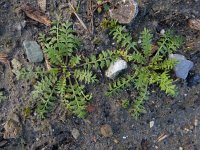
23, 41, 43, 63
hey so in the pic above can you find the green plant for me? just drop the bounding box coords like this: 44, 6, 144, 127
0, 91, 6, 102
17, 20, 117, 119
96, 0, 110, 13
105, 22, 182, 119
121, 99, 129, 109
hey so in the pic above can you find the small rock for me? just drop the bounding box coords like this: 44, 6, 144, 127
122, 135, 128, 139
23, 40, 43, 63
175, 60, 193, 79
138, 39, 142, 44
160, 29, 165, 35
150, 121, 154, 128
3, 113, 22, 139
187, 74, 200, 86
109, 0, 138, 24
194, 119, 198, 126
179, 147, 183, 150
37, 0, 46, 12
188, 18, 200, 31
105, 59, 128, 79
113, 138, 119, 144
169, 54, 194, 79
100, 124, 113, 137
71, 128, 80, 139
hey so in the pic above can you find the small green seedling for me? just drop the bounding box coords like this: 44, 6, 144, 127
17, 19, 118, 119
104, 20, 182, 119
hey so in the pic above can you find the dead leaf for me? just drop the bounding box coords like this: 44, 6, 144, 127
21, 3, 51, 26
188, 19, 200, 31
0, 53, 8, 64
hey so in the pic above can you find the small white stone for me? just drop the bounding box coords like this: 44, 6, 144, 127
160, 29, 165, 35
36, 138, 39, 141
150, 121, 154, 128
194, 119, 198, 126
105, 59, 128, 79
184, 94, 187, 96
71, 128, 80, 139
138, 39, 142, 44
179, 147, 183, 150
122, 135, 128, 139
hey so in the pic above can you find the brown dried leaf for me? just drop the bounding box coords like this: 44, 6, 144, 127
0, 53, 8, 64
21, 3, 51, 26
188, 19, 200, 31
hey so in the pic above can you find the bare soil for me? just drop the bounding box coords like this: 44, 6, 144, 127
0, 0, 200, 149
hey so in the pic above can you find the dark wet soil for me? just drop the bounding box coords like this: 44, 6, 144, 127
0, 0, 200, 149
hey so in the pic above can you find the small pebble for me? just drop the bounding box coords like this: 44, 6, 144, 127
109, 0, 138, 24
100, 124, 113, 137
138, 39, 142, 44
122, 135, 128, 139
105, 59, 128, 79
194, 119, 198, 126
160, 29, 165, 35
113, 138, 119, 144
71, 128, 80, 140
179, 147, 183, 150
150, 121, 154, 128
37, 0, 46, 12
169, 54, 194, 79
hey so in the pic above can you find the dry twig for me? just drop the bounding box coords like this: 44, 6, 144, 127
68, 2, 88, 31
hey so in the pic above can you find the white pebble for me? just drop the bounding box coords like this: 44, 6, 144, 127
194, 119, 198, 126
160, 29, 165, 35
105, 59, 128, 79
122, 135, 128, 139
150, 121, 154, 128
138, 39, 142, 44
